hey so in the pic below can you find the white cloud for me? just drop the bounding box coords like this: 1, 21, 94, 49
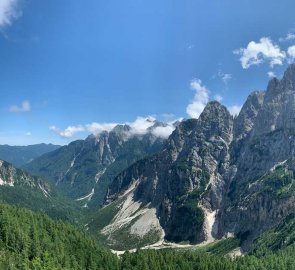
228, 105, 242, 116
50, 125, 85, 138
151, 125, 175, 138
24, 132, 31, 136
9, 100, 31, 112
50, 116, 177, 139
267, 71, 276, 78
287, 45, 295, 59
186, 79, 209, 118
127, 116, 156, 136
85, 122, 118, 134
0, 0, 21, 27
214, 94, 223, 102
279, 33, 295, 42
234, 37, 286, 69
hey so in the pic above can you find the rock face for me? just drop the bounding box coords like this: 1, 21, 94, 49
24, 121, 169, 208
97, 64, 295, 250
220, 64, 295, 249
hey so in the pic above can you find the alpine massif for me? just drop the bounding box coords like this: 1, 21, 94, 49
88, 64, 295, 252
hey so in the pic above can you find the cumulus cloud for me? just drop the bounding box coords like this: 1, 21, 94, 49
228, 105, 242, 116
49, 125, 85, 138
9, 100, 31, 112
186, 79, 209, 119
0, 0, 21, 27
127, 116, 156, 136
287, 45, 295, 59
151, 125, 176, 138
85, 122, 118, 134
234, 37, 286, 69
267, 71, 276, 78
279, 33, 295, 42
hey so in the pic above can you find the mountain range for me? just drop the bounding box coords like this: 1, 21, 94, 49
3, 65, 295, 266
23, 122, 172, 208
0, 143, 60, 167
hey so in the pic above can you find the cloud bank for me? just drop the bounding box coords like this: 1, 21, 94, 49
50, 117, 178, 139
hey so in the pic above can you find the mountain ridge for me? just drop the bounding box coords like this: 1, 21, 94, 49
23, 120, 175, 208
0, 143, 61, 167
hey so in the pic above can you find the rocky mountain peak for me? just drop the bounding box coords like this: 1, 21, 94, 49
198, 101, 233, 143
234, 91, 265, 140
282, 63, 295, 87
251, 64, 295, 136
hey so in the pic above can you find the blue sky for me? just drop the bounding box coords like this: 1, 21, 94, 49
1, 0, 295, 145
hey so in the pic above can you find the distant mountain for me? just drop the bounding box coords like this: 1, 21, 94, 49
0, 159, 82, 224
23, 122, 173, 208
0, 143, 61, 167
89, 64, 295, 252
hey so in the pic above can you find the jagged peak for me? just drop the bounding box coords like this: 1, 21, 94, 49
112, 124, 131, 134
234, 90, 265, 140
283, 63, 295, 81
238, 90, 265, 114
266, 64, 295, 93
199, 101, 231, 121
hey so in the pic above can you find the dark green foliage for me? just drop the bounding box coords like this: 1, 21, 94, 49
0, 204, 118, 270
251, 214, 295, 256
260, 165, 295, 198
206, 238, 241, 256
88, 201, 121, 232
120, 248, 295, 270
0, 185, 83, 224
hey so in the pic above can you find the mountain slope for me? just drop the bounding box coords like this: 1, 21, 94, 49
24, 123, 168, 208
0, 143, 60, 167
0, 159, 82, 224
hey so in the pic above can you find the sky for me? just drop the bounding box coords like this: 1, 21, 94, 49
1, 0, 295, 145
